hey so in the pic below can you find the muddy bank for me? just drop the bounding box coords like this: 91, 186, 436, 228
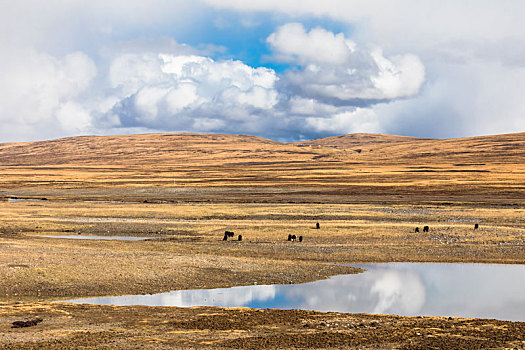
1, 303, 524, 349
2, 232, 525, 301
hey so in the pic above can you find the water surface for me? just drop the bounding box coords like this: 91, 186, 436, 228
8, 198, 46, 202
42, 235, 154, 241
63, 263, 525, 321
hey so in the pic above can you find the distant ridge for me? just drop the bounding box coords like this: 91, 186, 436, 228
0, 131, 524, 166
293, 133, 431, 148
1, 131, 524, 204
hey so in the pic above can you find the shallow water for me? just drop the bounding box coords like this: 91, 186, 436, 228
42, 235, 154, 241
8, 198, 45, 202
62, 263, 525, 321
83, 200, 143, 204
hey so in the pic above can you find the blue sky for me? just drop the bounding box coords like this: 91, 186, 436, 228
1, 0, 524, 143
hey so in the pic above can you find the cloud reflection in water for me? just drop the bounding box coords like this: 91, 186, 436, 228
65, 263, 525, 321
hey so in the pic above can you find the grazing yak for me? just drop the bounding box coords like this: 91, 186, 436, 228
223, 231, 235, 240
287, 234, 302, 242
12, 318, 43, 328
423, 226, 429, 232
316, 222, 320, 229
474, 223, 479, 230
238, 234, 242, 241
415, 227, 420, 233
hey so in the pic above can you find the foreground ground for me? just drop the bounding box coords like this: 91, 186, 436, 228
1, 132, 524, 348
1, 200, 525, 300
2, 303, 525, 349
1, 200, 525, 348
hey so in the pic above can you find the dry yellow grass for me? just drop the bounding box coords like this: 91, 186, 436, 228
1, 132, 525, 348
2, 303, 524, 349
1, 199, 524, 302
0, 132, 524, 204
0, 132, 524, 300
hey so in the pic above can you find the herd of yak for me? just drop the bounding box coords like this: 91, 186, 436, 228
222, 222, 480, 242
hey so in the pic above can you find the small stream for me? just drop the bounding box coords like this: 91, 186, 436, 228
41, 235, 155, 241
62, 263, 525, 321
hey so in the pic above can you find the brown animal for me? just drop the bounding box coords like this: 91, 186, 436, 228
415, 227, 420, 233
423, 226, 429, 232
298, 235, 303, 242
287, 234, 292, 241
291, 234, 297, 241
12, 318, 43, 328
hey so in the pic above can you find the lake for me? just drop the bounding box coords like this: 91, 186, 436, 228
62, 263, 525, 321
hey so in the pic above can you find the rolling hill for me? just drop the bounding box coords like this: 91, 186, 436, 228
0, 132, 524, 204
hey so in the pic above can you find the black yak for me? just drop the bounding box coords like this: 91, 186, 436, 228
12, 318, 42, 328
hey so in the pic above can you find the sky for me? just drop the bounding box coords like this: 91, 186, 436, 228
1, 1, 524, 143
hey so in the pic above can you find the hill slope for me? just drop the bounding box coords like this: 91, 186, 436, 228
1, 132, 524, 166
0, 133, 284, 166
295, 132, 525, 163
0, 132, 524, 204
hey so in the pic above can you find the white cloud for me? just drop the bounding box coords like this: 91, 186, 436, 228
206, 1, 525, 50
2, 0, 524, 142
206, 1, 525, 139
106, 52, 281, 131
0, 49, 97, 141
288, 97, 338, 116
221, 86, 278, 109
269, 24, 425, 103
376, 60, 525, 138
133, 86, 170, 123
267, 23, 356, 65
0, 25, 423, 142
306, 108, 381, 134
192, 117, 226, 131
370, 50, 425, 99
109, 54, 166, 96
55, 102, 93, 133
165, 83, 200, 113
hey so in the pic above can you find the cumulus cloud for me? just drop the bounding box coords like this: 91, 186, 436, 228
5, 0, 523, 142
0, 14, 424, 143
108, 52, 280, 131
269, 23, 425, 104
267, 23, 356, 65
0, 49, 97, 141
207, 0, 525, 139
305, 108, 381, 134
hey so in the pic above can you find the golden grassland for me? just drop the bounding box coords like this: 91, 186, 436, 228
1, 132, 525, 348
2, 303, 525, 349
0, 132, 524, 204
1, 199, 525, 301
